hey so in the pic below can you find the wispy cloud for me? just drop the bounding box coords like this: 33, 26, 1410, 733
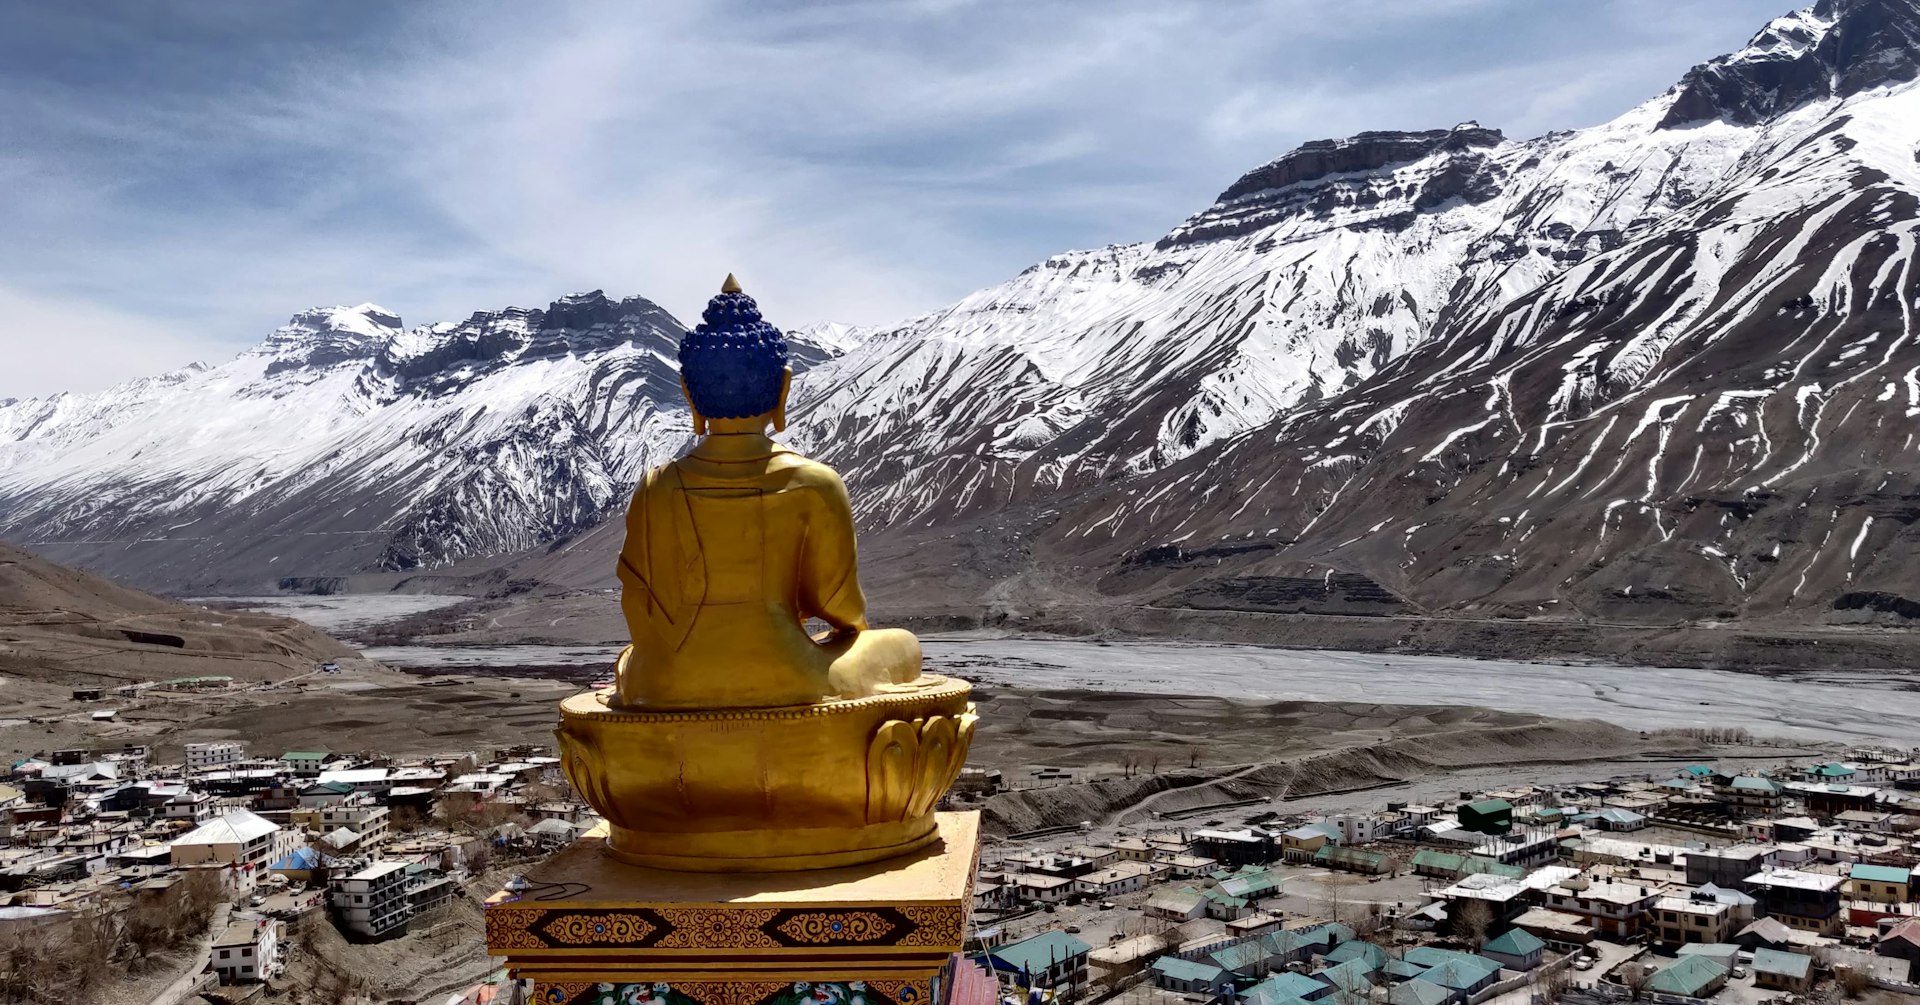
0, 0, 1786, 398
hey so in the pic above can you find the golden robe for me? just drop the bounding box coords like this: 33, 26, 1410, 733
614, 433, 920, 709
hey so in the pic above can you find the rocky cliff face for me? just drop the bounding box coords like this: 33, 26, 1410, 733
1660, 0, 1920, 127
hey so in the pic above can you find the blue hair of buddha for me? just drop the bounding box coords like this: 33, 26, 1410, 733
678, 286, 790, 420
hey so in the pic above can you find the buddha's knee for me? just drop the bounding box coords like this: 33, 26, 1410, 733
825, 628, 923, 697
865, 627, 923, 683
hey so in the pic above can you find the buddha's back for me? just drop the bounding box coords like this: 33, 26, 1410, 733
615, 438, 883, 709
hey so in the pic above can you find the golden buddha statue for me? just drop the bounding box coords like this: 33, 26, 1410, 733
611, 276, 922, 708
554, 276, 976, 873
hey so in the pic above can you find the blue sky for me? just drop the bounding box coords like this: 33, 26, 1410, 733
0, 0, 1786, 398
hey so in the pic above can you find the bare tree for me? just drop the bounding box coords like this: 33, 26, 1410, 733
1537, 964, 1573, 1004
1619, 961, 1654, 1002
0, 905, 117, 1004
1452, 899, 1493, 949
1837, 965, 1871, 999
1318, 870, 1360, 926
122, 869, 222, 964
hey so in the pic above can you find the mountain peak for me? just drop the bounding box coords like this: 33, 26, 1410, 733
250, 303, 404, 374
1659, 0, 1920, 128
1159, 122, 1507, 248
1215, 123, 1507, 205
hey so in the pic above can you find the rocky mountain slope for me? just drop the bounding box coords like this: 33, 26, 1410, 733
7, 0, 1920, 635
1045, 0, 1920, 627
0, 292, 837, 591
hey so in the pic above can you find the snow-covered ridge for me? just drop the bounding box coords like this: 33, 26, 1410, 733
0, 291, 840, 589
9, 0, 1920, 623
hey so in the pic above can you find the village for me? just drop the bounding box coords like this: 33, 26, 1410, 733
962, 752, 1920, 1005
9, 674, 1920, 1005
0, 728, 587, 1004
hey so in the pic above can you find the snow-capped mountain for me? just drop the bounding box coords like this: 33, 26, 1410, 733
7, 0, 1920, 631
0, 291, 838, 590
1032, 0, 1920, 624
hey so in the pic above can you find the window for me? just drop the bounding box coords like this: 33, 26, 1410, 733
220, 950, 230, 959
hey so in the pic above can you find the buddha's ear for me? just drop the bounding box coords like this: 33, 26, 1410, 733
773, 368, 793, 433
682, 377, 706, 436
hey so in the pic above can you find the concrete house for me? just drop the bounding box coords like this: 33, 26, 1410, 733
1146, 887, 1207, 922
1645, 956, 1728, 998
1653, 894, 1733, 946
1151, 955, 1229, 994
1459, 799, 1513, 835
1746, 869, 1846, 935
1480, 928, 1545, 970
211, 917, 278, 983
1751, 948, 1814, 993
331, 861, 413, 938
1282, 822, 1341, 862
169, 809, 284, 872
1851, 863, 1911, 904
1544, 878, 1659, 938
1877, 918, 1920, 964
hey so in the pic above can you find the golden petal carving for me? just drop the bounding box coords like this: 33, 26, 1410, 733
906, 716, 957, 819
865, 719, 918, 823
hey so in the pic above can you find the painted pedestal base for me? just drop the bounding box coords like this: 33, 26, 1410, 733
486, 812, 979, 1005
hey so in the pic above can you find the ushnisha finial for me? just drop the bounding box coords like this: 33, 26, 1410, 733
721, 273, 742, 294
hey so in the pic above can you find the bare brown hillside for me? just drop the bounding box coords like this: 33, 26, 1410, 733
0, 541, 355, 688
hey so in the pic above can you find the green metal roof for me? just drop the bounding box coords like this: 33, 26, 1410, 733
1326, 941, 1388, 969
1851, 863, 1910, 884
1418, 959, 1501, 991
1384, 959, 1427, 980
1413, 850, 1466, 872
991, 930, 1090, 972
1388, 979, 1454, 1005
1463, 798, 1512, 814
1315, 845, 1386, 869
1250, 972, 1324, 999
1318, 958, 1376, 992
1750, 948, 1812, 979
1211, 940, 1269, 972
1646, 956, 1727, 996
1482, 928, 1544, 957
1152, 955, 1228, 983
1462, 855, 1525, 879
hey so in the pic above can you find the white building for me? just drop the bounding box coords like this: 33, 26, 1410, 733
169, 809, 285, 872
211, 917, 278, 983
294, 803, 391, 849
1012, 874, 1074, 905
331, 861, 414, 938
1073, 861, 1158, 899
162, 791, 219, 824
184, 742, 245, 775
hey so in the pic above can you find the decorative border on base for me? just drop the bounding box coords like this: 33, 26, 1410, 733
489, 904, 963, 955
535, 979, 933, 1005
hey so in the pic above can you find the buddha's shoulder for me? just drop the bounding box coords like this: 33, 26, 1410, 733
766, 449, 848, 492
